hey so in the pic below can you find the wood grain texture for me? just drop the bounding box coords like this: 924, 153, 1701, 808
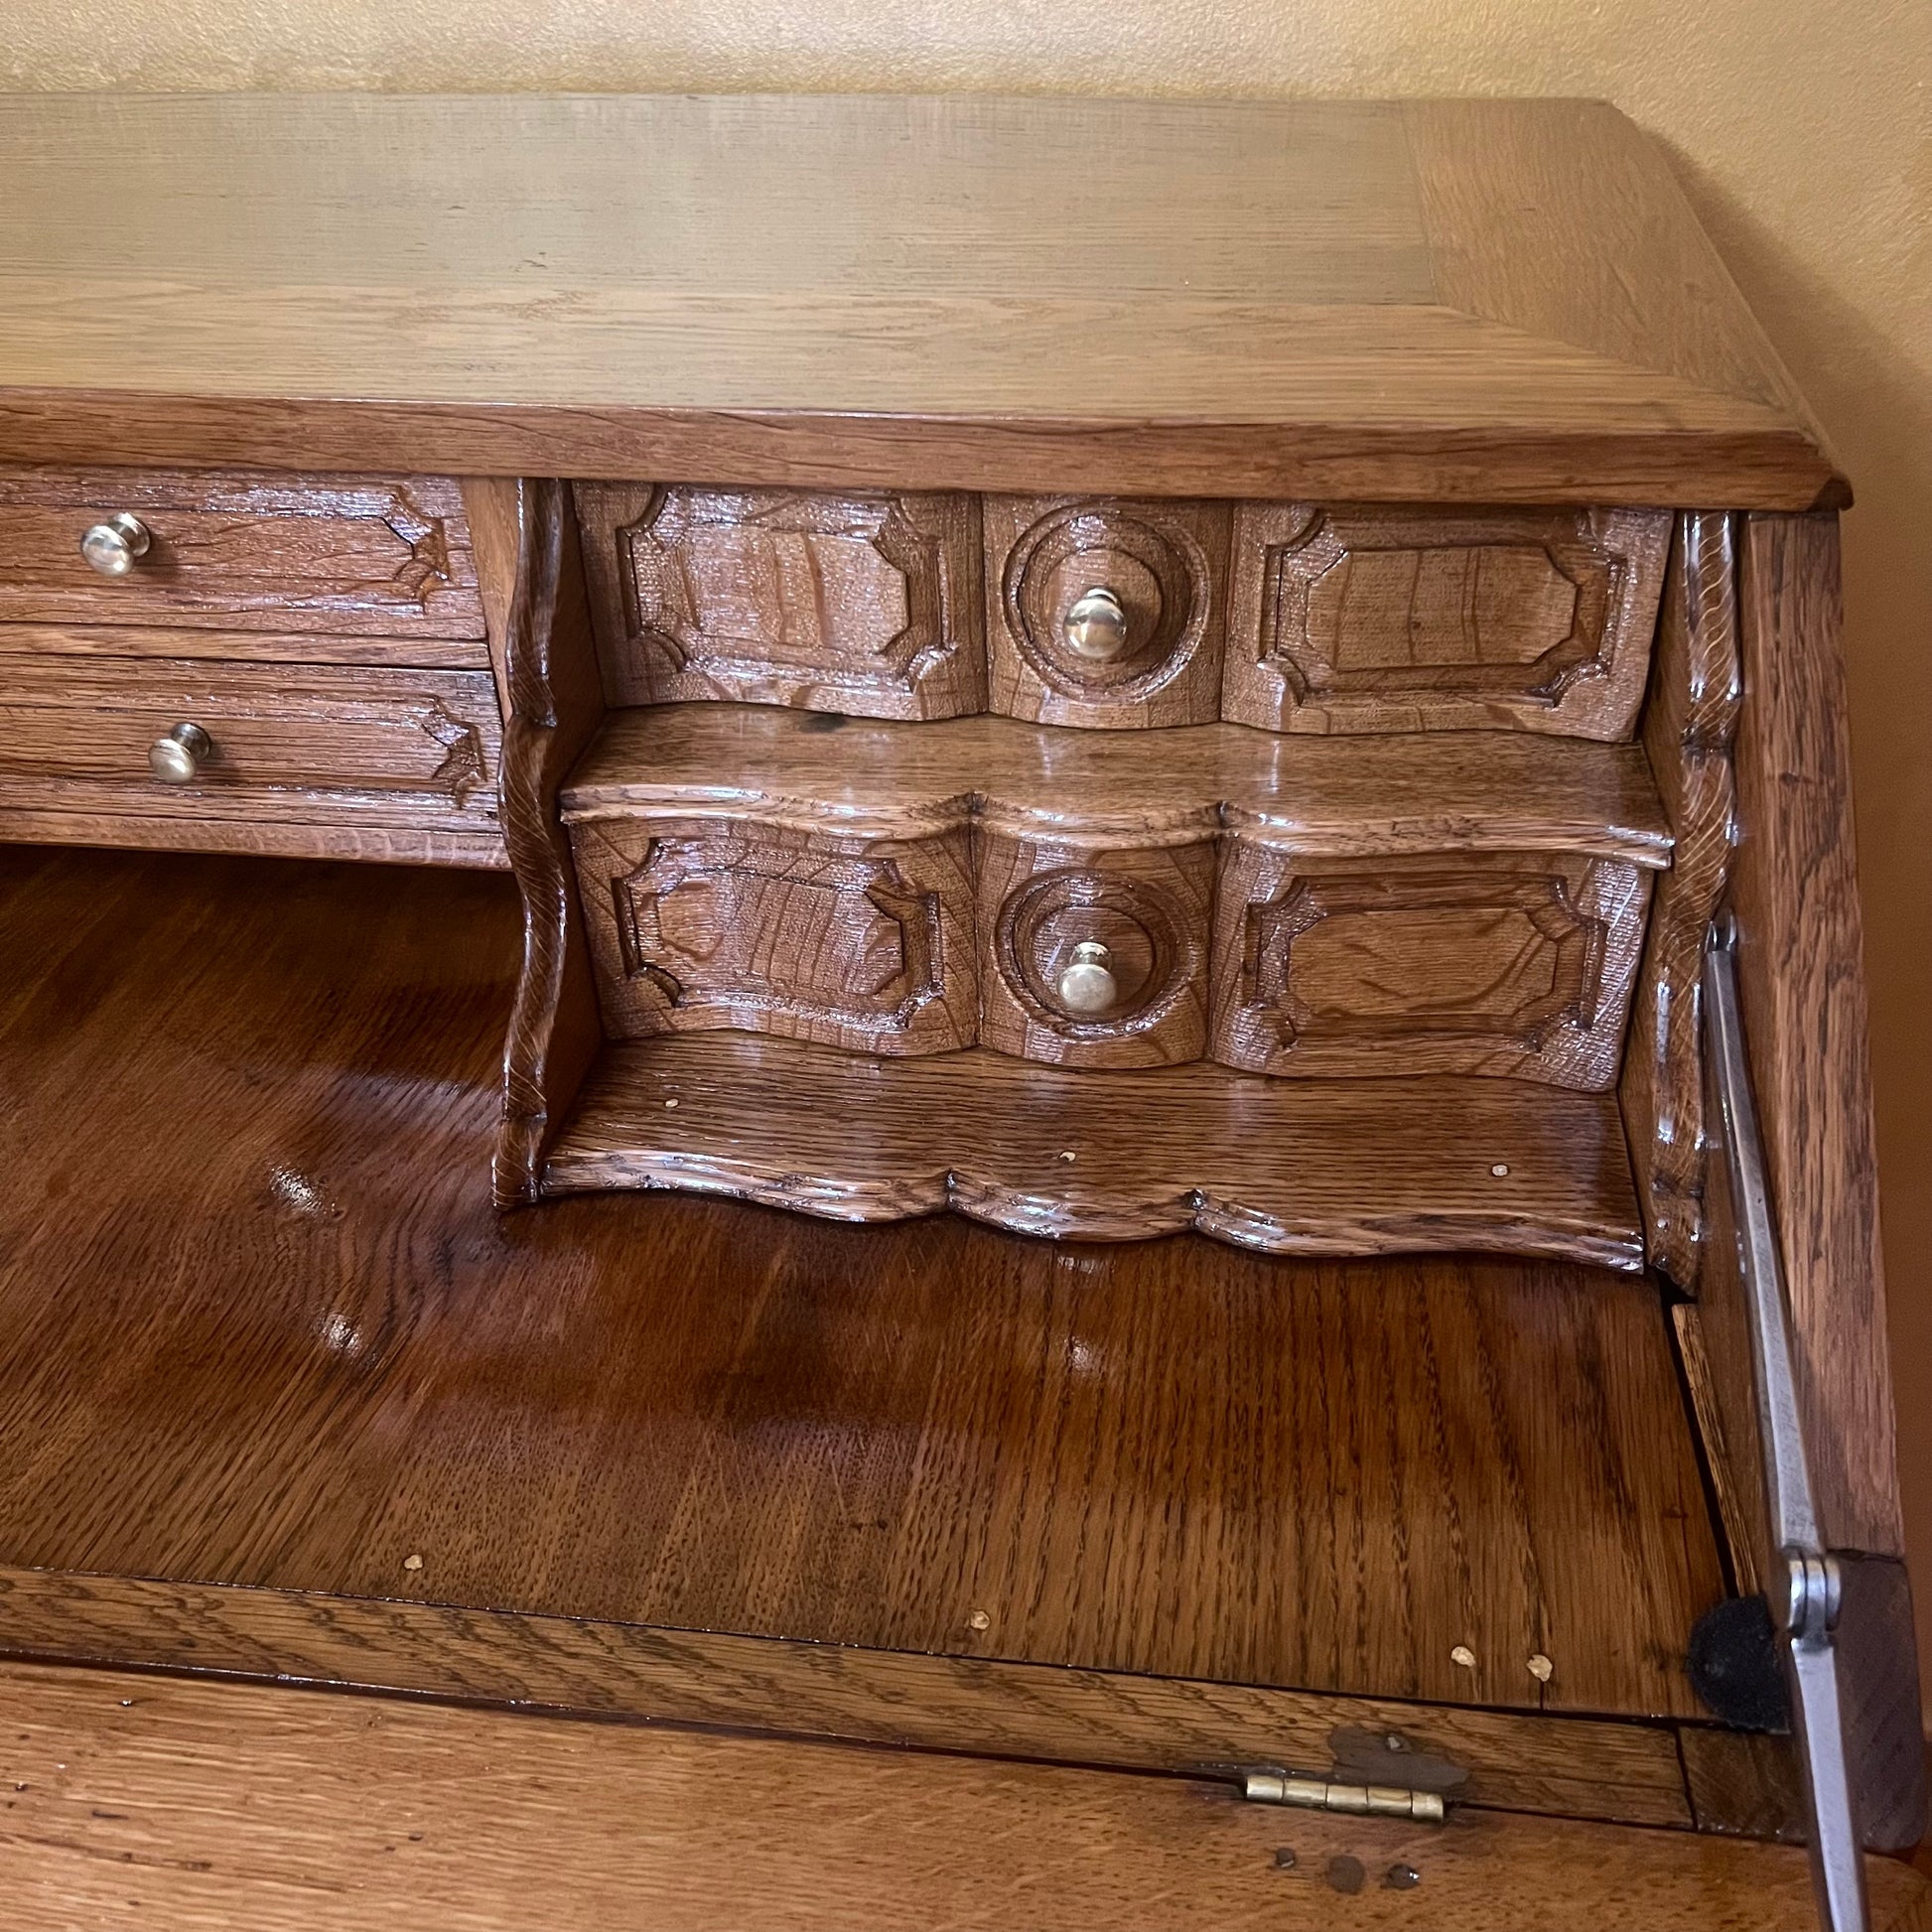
1622, 512, 1740, 1287
0, 620, 491, 671
985, 495, 1229, 726
0, 1569, 1697, 1830
1222, 504, 1669, 738
1730, 513, 1901, 1554
577, 483, 985, 719
0, 806, 506, 869
483, 478, 608, 1208
0, 843, 1713, 1718
570, 812, 980, 1055
546, 1035, 1647, 1269
0, 654, 500, 835
0, 95, 1841, 507
1210, 847, 1650, 1088
9, 1663, 1928, 1932
562, 706, 1663, 1085
1670, 1301, 1763, 1598
0, 466, 483, 636
562, 704, 1674, 864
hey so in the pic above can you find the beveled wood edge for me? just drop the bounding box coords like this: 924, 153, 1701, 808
0, 1564, 1696, 1830
489, 479, 608, 1207
540, 1144, 1647, 1272
0, 392, 1845, 509
0, 806, 509, 870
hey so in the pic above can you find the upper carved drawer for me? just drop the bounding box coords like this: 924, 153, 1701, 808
575, 485, 1668, 738
0, 469, 486, 639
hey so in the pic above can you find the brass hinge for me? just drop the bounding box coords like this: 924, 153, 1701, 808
1241, 1772, 1447, 1823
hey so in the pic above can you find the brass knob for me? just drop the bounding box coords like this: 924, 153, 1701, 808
1061, 586, 1129, 661
80, 513, 153, 577
149, 722, 211, 784
1056, 939, 1117, 1014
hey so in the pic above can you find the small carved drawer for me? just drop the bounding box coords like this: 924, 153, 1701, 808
1209, 832, 1653, 1088
984, 496, 1231, 729
977, 827, 1215, 1068
575, 483, 987, 721
0, 468, 486, 639
0, 657, 501, 834
567, 810, 979, 1055
1221, 505, 1670, 739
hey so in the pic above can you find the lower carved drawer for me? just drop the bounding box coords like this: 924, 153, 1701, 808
562, 707, 1669, 1089
0, 655, 502, 838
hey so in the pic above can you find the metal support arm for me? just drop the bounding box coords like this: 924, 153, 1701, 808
1704, 911, 1867, 1932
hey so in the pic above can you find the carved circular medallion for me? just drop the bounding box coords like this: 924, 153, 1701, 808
1003, 502, 1210, 703
996, 868, 1197, 1036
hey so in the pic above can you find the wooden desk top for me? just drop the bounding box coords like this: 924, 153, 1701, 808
0, 92, 1838, 505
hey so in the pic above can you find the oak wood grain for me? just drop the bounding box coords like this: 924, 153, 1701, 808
985, 495, 1229, 727
0, 806, 506, 869
0, 842, 1715, 1719
1222, 504, 1668, 738
546, 1035, 1647, 1269
482, 479, 608, 1207
1622, 512, 1740, 1286
0, 620, 491, 671
10, 1662, 1928, 1932
0, 1569, 1697, 1830
569, 811, 980, 1055
0, 95, 1841, 507
561, 704, 1674, 864
1730, 513, 1901, 1554
577, 483, 986, 719
1209, 847, 1651, 1089
0, 467, 483, 636
0, 653, 500, 835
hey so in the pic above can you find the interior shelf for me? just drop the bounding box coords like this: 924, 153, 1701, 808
546, 1035, 1645, 1269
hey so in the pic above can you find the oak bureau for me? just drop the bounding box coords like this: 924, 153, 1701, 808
0, 93, 1920, 1931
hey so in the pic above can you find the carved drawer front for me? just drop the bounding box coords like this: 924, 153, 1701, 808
0, 657, 501, 833
978, 830, 1215, 1068
576, 484, 986, 721
0, 469, 486, 639
568, 812, 979, 1055
985, 497, 1230, 729
1208, 841, 1652, 1089
1222, 505, 1670, 739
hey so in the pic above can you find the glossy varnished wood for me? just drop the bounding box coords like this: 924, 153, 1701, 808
480, 479, 608, 1206
577, 483, 986, 720
0, 844, 1715, 1719
546, 1036, 1646, 1263
0, 1570, 1699, 1829
9, 1664, 1928, 1932
1221, 504, 1668, 739
564, 705, 1674, 860
0, 95, 1840, 506
1622, 512, 1740, 1286
0, 467, 484, 637
0, 653, 501, 839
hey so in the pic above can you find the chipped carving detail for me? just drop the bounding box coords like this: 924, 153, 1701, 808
419, 698, 488, 805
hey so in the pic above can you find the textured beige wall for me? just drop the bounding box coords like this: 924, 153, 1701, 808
7, 3, 1932, 1703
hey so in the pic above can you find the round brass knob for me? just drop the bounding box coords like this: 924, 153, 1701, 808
1055, 939, 1118, 1015
149, 722, 211, 784
1061, 586, 1129, 661
80, 513, 153, 577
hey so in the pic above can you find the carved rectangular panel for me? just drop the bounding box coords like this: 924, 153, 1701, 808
569, 812, 978, 1055
1209, 845, 1651, 1089
0, 469, 486, 638
984, 495, 1229, 728
976, 830, 1215, 1068
576, 484, 985, 720
1222, 505, 1669, 738
0, 654, 501, 835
